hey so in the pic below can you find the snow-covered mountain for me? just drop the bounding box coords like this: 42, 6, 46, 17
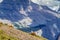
31, 0, 60, 12
0, 0, 60, 40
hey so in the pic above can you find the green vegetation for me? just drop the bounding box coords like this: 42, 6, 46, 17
35, 35, 47, 40
0, 30, 18, 40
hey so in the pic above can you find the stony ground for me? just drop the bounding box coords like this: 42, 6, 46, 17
0, 23, 47, 40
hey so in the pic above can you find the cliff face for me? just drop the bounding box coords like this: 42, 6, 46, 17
0, 23, 47, 40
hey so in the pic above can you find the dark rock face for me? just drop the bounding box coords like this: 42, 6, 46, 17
0, 0, 30, 21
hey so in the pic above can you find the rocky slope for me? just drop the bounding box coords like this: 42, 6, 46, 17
0, 22, 47, 40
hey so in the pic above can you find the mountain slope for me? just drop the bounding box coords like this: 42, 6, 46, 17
0, 0, 60, 40
0, 22, 47, 40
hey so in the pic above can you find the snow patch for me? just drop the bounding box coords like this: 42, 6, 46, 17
0, 0, 3, 3
19, 6, 28, 16
31, 0, 39, 4
45, 10, 60, 18
53, 23, 58, 29
19, 17, 32, 27
13, 22, 23, 29
53, 23, 59, 32
0, 19, 13, 26
31, 0, 60, 12
27, 5, 33, 12
51, 30, 56, 37
35, 29, 43, 36
49, 5, 60, 12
